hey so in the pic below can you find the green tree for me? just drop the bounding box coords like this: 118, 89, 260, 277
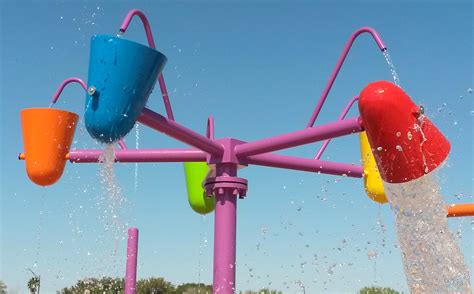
60, 277, 124, 294
0, 280, 7, 294
239, 290, 283, 294
175, 282, 212, 294
28, 277, 40, 294
136, 277, 175, 294
359, 286, 401, 294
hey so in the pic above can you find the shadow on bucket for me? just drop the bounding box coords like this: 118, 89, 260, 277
85, 35, 167, 143
21, 108, 78, 186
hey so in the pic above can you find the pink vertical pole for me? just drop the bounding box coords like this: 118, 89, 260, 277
125, 227, 139, 294
213, 165, 238, 294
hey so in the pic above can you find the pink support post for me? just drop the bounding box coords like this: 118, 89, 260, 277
306, 27, 386, 128
212, 164, 238, 294
125, 227, 139, 294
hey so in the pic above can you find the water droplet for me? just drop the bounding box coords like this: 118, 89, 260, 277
467, 88, 473, 94
407, 132, 413, 140
367, 250, 378, 259
377, 146, 383, 151
396, 132, 401, 137
396, 145, 403, 152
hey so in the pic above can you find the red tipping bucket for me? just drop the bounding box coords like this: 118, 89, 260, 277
358, 81, 450, 183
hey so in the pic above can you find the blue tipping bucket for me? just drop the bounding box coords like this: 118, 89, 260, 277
85, 35, 167, 143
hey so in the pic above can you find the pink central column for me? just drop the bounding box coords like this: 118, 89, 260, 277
213, 165, 238, 293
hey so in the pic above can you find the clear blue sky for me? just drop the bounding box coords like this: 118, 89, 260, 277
1, 1, 472, 293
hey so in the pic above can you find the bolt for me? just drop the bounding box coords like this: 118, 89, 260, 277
418, 105, 424, 115
87, 86, 96, 96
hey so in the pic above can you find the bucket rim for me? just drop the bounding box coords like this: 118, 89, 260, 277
91, 34, 167, 60
21, 107, 79, 118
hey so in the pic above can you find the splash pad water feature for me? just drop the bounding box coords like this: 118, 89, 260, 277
18, 9, 474, 293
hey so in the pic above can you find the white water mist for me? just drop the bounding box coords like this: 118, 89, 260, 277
385, 173, 471, 293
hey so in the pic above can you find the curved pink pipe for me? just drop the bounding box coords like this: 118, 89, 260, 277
119, 9, 175, 121
306, 27, 387, 128
50, 77, 87, 104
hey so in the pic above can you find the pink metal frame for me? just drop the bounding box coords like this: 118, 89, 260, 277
125, 227, 139, 294
48, 10, 389, 294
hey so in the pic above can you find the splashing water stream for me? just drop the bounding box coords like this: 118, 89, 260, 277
385, 173, 471, 293
98, 144, 127, 272
34, 188, 47, 269
383, 50, 400, 86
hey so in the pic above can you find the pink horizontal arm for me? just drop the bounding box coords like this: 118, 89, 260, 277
51, 77, 87, 104
119, 9, 174, 120
315, 96, 359, 159
306, 27, 386, 128
69, 148, 207, 163
235, 117, 363, 158
248, 153, 363, 178
138, 108, 224, 156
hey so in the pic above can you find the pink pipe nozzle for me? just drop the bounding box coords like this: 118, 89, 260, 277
119, 9, 175, 121
119, 10, 156, 48
51, 77, 87, 104
306, 27, 387, 128
125, 227, 139, 294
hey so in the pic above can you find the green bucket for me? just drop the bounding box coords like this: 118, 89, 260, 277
183, 162, 215, 215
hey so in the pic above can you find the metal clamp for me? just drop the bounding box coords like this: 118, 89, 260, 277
204, 176, 248, 199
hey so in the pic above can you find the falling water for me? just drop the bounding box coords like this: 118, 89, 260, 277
197, 215, 207, 294
134, 124, 139, 192
34, 188, 47, 269
384, 173, 471, 293
98, 144, 127, 272
382, 50, 400, 86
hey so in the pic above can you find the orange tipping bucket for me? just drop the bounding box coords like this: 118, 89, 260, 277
21, 108, 78, 186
